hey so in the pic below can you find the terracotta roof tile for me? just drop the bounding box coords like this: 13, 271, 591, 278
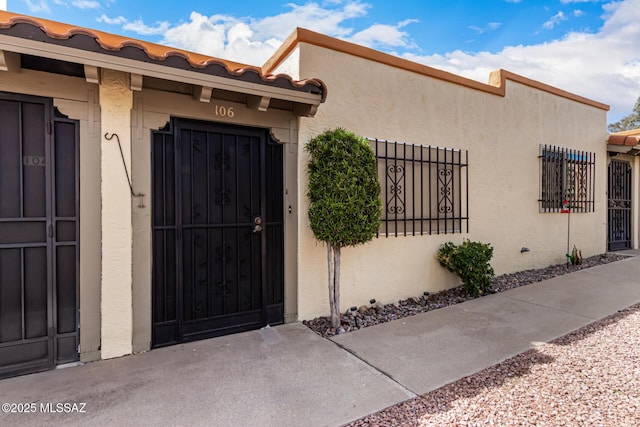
608, 129, 640, 146
0, 11, 326, 101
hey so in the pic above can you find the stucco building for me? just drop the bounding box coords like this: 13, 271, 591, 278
0, 11, 616, 378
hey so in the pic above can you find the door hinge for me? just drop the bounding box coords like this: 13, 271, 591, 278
48, 224, 54, 238
46, 121, 52, 135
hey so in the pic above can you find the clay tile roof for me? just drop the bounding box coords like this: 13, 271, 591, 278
608, 129, 640, 146
0, 10, 326, 102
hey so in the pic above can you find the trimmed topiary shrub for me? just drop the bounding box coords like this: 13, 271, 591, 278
306, 128, 382, 328
437, 239, 495, 297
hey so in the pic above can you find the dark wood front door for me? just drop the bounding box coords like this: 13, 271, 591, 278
152, 119, 284, 347
0, 92, 79, 378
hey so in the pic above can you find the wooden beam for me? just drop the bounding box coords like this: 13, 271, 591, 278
84, 65, 100, 84
293, 103, 319, 117
247, 95, 271, 111
193, 85, 213, 103
130, 73, 143, 91
0, 50, 20, 72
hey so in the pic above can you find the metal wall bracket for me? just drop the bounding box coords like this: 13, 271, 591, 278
104, 132, 146, 208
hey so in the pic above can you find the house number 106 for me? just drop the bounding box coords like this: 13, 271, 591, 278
215, 105, 235, 118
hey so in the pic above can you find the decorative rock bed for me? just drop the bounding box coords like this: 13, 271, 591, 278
303, 253, 628, 338
348, 302, 640, 426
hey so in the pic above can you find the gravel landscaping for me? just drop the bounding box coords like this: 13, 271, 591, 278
347, 301, 640, 427
303, 253, 628, 338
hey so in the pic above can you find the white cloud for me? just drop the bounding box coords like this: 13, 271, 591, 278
543, 11, 568, 29
161, 12, 233, 59
0, 0, 6, 10
97, 13, 169, 36
72, 0, 100, 9
349, 23, 408, 48
159, 12, 294, 64
102, 1, 415, 65
97, 14, 127, 25
504, 0, 522, 3
22, 0, 51, 13
349, 20, 417, 48
469, 22, 502, 34
574, 9, 586, 17
250, 1, 369, 40
122, 19, 170, 36
402, 0, 640, 123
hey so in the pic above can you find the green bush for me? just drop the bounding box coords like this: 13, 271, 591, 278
437, 239, 495, 297
306, 128, 381, 247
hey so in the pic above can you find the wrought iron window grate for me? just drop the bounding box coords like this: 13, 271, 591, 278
539, 145, 595, 213
371, 138, 469, 237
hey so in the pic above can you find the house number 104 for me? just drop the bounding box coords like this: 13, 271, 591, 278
215, 105, 235, 118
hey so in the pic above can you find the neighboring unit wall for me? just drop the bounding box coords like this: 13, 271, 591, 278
0, 68, 102, 362
275, 42, 608, 320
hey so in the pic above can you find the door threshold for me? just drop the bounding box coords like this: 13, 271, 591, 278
56, 362, 83, 370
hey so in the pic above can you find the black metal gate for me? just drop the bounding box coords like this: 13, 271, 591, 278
152, 119, 284, 347
0, 92, 79, 378
608, 159, 632, 251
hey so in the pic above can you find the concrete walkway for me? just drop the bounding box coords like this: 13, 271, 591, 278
1, 255, 640, 427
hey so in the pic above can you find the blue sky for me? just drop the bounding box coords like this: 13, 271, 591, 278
4, 0, 640, 124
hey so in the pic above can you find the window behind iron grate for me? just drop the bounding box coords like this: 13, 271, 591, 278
539, 145, 595, 213
371, 138, 469, 237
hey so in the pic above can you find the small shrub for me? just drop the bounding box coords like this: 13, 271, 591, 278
566, 245, 583, 265
437, 239, 495, 297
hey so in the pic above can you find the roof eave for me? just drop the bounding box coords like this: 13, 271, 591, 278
0, 33, 322, 109
0, 11, 326, 113
608, 132, 640, 153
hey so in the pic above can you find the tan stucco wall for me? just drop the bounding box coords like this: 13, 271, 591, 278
0, 69, 102, 361
99, 69, 133, 359
275, 43, 609, 320
130, 88, 302, 351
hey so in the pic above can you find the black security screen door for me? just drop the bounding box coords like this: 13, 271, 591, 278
608, 160, 632, 251
0, 93, 79, 378
152, 119, 284, 347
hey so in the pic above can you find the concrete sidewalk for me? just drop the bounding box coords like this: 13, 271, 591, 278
1, 256, 639, 427
332, 254, 640, 396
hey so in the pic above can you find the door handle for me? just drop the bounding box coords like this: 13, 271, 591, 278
253, 216, 263, 233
